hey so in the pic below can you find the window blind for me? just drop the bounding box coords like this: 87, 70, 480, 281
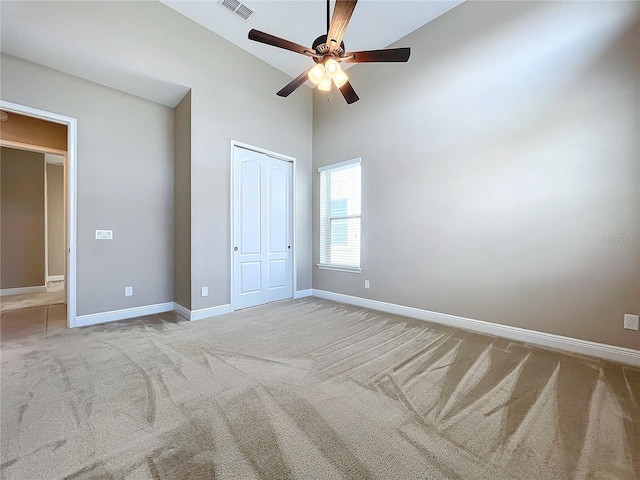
319, 159, 361, 270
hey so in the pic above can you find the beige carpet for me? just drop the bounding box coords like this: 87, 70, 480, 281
0, 281, 64, 313
1, 298, 638, 479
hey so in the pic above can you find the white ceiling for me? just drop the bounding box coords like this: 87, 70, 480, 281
161, 0, 463, 78
0, 1, 463, 106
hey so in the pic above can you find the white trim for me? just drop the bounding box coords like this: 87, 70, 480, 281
294, 289, 313, 299
73, 302, 174, 328
292, 155, 298, 300
172, 302, 231, 321
230, 142, 234, 311
0, 285, 47, 297
191, 304, 231, 321
231, 140, 296, 163
317, 157, 361, 173
44, 157, 48, 285
173, 302, 191, 320
44, 162, 65, 285
0, 101, 77, 329
311, 290, 640, 367
230, 140, 297, 312
317, 264, 362, 274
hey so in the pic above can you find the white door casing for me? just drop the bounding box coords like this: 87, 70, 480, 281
0, 100, 77, 327
232, 145, 293, 309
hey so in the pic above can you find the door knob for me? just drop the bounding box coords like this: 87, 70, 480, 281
288, 245, 291, 249
234, 247, 238, 251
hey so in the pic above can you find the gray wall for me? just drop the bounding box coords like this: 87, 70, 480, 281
174, 91, 191, 310
0, 0, 313, 314
0, 147, 45, 289
313, 1, 640, 350
46, 162, 65, 277
1, 55, 174, 315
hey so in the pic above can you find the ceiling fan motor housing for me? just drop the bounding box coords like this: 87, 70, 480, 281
312, 34, 345, 62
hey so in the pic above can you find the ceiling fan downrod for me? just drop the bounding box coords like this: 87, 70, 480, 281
327, 0, 330, 34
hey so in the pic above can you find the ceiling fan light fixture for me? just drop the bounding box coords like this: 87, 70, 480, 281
332, 69, 348, 88
308, 63, 326, 85
318, 75, 332, 92
324, 58, 340, 77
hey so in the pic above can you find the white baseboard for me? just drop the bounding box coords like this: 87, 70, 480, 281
71, 300, 232, 328
311, 290, 640, 367
294, 289, 313, 299
192, 304, 231, 321
173, 302, 231, 321
73, 302, 174, 328
47, 275, 64, 282
173, 302, 191, 320
0, 285, 47, 297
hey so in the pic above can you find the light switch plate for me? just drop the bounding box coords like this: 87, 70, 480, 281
202, 287, 209, 297
125, 286, 133, 297
364, 280, 370, 289
96, 230, 113, 240
624, 314, 639, 331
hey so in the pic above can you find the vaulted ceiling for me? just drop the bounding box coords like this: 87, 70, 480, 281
160, 1, 463, 78
0, 1, 463, 106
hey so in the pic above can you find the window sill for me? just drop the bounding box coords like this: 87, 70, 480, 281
316, 264, 362, 274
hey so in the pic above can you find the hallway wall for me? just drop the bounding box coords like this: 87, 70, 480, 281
0, 147, 45, 289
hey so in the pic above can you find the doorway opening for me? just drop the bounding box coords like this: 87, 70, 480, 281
230, 141, 297, 311
0, 101, 77, 335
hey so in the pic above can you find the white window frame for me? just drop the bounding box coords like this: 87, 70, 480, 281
317, 158, 362, 273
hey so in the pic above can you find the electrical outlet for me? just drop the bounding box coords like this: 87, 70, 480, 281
364, 280, 370, 289
201, 286, 209, 297
624, 314, 639, 331
125, 286, 133, 297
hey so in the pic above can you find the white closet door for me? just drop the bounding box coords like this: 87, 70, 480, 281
233, 147, 292, 309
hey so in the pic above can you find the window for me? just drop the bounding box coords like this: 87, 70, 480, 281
318, 158, 361, 272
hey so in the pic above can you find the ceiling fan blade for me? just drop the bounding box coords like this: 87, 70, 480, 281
339, 80, 360, 104
277, 67, 313, 97
343, 47, 411, 63
248, 29, 315, 57
327, 0, 358, 53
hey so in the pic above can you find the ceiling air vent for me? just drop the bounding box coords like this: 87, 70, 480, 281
218, 0, 255, 21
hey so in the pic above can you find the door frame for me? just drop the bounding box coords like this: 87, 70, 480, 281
1, 100, 78, 328
229, 140, 297, 312
43, 153, 65, 284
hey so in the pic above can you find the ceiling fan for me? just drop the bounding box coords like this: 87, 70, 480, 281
248, 0, 411, 104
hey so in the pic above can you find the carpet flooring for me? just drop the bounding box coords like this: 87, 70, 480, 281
1, 298, 638, 479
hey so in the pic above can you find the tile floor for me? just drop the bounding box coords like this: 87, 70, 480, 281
0, 304, 67, 341
0, 281, 65, 313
